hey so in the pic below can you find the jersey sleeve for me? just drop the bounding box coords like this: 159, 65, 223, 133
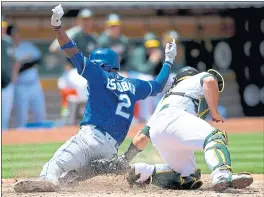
69, 50, 107, 85
133, 79, 153, 100
133, 61, 171, 101
199, 72, 216, 86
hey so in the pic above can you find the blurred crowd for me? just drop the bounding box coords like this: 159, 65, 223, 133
2, 8, 186, 130
2, 16, 46, 131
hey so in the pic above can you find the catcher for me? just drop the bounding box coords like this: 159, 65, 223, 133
92, 67, 253, 191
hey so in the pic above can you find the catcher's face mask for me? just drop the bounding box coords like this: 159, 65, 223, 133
207, 69, 224, 92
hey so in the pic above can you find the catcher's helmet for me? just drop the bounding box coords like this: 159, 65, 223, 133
175, 66, 199, 82
89, 48, 120, 72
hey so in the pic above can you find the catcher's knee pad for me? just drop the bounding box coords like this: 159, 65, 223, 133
203, 129, 228, 148
204, 129, 231, 171
149, 168, 202, 190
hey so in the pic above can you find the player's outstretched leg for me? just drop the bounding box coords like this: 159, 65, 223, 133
13, 156, 65, 193
13, 136, 80, 193
203, 129, 253, 191
14, 126, 117, 193
127, 163, 203, 190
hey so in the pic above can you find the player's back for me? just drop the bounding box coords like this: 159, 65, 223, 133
80, 72, 138, 144
155, 72, 208, 116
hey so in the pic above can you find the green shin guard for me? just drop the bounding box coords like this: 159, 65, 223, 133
205, 143, 232, 170
204, 129, 232, 171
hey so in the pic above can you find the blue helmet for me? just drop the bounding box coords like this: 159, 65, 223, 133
89, 48, 120, 72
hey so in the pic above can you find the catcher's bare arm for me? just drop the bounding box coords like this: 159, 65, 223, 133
202, 76, 223, 123
124, 130, 150, 162
133, 131, 150, 150
203, 77, 219, 113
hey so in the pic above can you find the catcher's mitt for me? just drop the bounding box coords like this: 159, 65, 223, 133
91, 154, 131, 175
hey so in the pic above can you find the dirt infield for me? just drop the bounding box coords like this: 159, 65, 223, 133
2, 175, 264, 197
2, 117, 263, 196
2, 117, 264, 145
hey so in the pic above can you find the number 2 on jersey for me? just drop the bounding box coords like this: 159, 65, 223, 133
116, 94, 131, 119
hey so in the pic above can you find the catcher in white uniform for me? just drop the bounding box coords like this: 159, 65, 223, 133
93, 66, 253, 191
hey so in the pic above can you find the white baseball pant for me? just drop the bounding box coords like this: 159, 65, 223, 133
40, 125, 117, 183
148, 106, 214, 176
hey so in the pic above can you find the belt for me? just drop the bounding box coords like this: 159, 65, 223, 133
95, 126, 120, 149
159, 104, 191, 114
159, 104, 170, 112
165, 92, 199, 104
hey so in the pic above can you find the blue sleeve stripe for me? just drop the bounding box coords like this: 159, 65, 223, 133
147, 81, 153, 97
60, 40, 77, 50
80, 56, 86, 76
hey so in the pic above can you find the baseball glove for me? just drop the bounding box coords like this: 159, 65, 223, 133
91, 154, 131, 175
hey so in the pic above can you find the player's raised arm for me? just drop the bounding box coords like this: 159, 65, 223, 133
135, 39, 177, 100
151, 41, 176, 94
51, 5, 78, 58
51, 5, 89, 76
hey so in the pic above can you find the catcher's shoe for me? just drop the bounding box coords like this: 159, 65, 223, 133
127, 166, 204, 190
212, 172, 253, 191
189, 168, 203, 190
13, 178, 59, 193
181, 168, 203, 190
190, 180, 203, 190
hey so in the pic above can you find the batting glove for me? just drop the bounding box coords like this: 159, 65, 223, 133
165, 39, 177, 64
51, 4, 64, 27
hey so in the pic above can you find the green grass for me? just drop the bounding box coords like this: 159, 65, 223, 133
2, 133, 264, 178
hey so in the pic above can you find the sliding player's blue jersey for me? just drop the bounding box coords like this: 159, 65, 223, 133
69, 51, 171, 144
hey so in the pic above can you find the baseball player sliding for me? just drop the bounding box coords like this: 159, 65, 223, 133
14, 4, 177, 193
93, 67, 253, 191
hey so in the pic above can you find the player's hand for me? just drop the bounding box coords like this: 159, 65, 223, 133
211, 111, 224, 123
165, 39, 177, 64
51, 4, 64, 27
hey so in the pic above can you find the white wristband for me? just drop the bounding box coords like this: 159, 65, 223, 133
165, 57, 174, 64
